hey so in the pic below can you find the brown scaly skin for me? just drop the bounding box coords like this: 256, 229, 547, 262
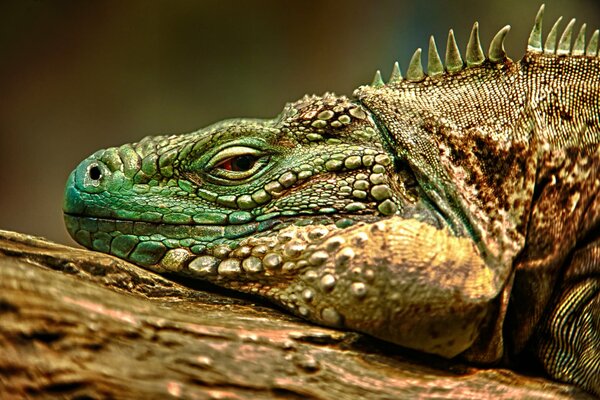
63, 6, 599, 395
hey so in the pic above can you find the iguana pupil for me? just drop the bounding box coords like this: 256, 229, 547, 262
218, 154, 256, 172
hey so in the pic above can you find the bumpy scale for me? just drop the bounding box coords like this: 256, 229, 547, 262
64, 5, 599, 396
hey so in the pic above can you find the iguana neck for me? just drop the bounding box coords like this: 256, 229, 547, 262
357, 50, 600, 273
356, 60, 532, 271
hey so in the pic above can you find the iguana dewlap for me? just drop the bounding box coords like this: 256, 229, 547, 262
63, 6, 599, 395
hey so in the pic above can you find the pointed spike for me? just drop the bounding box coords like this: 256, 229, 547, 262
528, 4, 545, 52
488, 25, 511, 63
587, 30, 599, 56
445, 30, 463, 73
428, 36, 444, 76
466, 22, 485, 66
544, 16, 563, 54
371, 70, 384, 87
407, 48, 425, 81
572, 23, 587, 56
557, 18, 576, 55
389, 61, 403, 84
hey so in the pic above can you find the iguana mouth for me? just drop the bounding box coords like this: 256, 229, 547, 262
63, 211, 393, 257
63, 211, 394, 239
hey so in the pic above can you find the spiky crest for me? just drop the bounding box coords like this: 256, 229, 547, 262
466, 22, 485, 66
445, 30, 463, 73
388, 61, 403, 84
587, 30, 599, 56
371, 70, 384, 88
572, 24, 587, 56
528, 4, 545, 52
488, 25, 511, 62
544, 17, 562, 54
371, 4, 600, 87
557, 19, 576, 55
428, 36, 444, 77
406, 48, 425, 81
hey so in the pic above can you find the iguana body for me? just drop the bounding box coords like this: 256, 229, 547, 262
63, 6, 599, 395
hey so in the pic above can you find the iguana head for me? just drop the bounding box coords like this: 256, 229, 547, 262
63, 92, 446, 278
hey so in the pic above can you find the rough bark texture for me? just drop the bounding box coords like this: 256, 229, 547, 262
0, 230, 594, 399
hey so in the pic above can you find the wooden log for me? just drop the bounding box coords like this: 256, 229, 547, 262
0, 230, 593, 399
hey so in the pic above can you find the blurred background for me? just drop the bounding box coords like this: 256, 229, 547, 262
1, 0, 599, 245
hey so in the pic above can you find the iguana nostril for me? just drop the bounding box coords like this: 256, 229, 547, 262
88, 165, 102, 181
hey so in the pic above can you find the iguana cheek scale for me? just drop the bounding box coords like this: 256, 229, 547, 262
63, 5, 600, 395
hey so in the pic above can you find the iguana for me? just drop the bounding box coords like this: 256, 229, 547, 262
62, 5, 599, 395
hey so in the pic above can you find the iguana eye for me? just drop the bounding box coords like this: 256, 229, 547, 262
207, 146, 269, 180
217, 154, 257, 172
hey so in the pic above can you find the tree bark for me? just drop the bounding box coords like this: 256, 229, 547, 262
0, 230, 593, 399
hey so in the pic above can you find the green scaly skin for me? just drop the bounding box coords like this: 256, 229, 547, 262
64, 6, 599, 395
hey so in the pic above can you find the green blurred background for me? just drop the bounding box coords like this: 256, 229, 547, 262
1, 0, 599, 245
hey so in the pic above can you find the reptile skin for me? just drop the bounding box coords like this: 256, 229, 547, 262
63, 6, 599, 395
